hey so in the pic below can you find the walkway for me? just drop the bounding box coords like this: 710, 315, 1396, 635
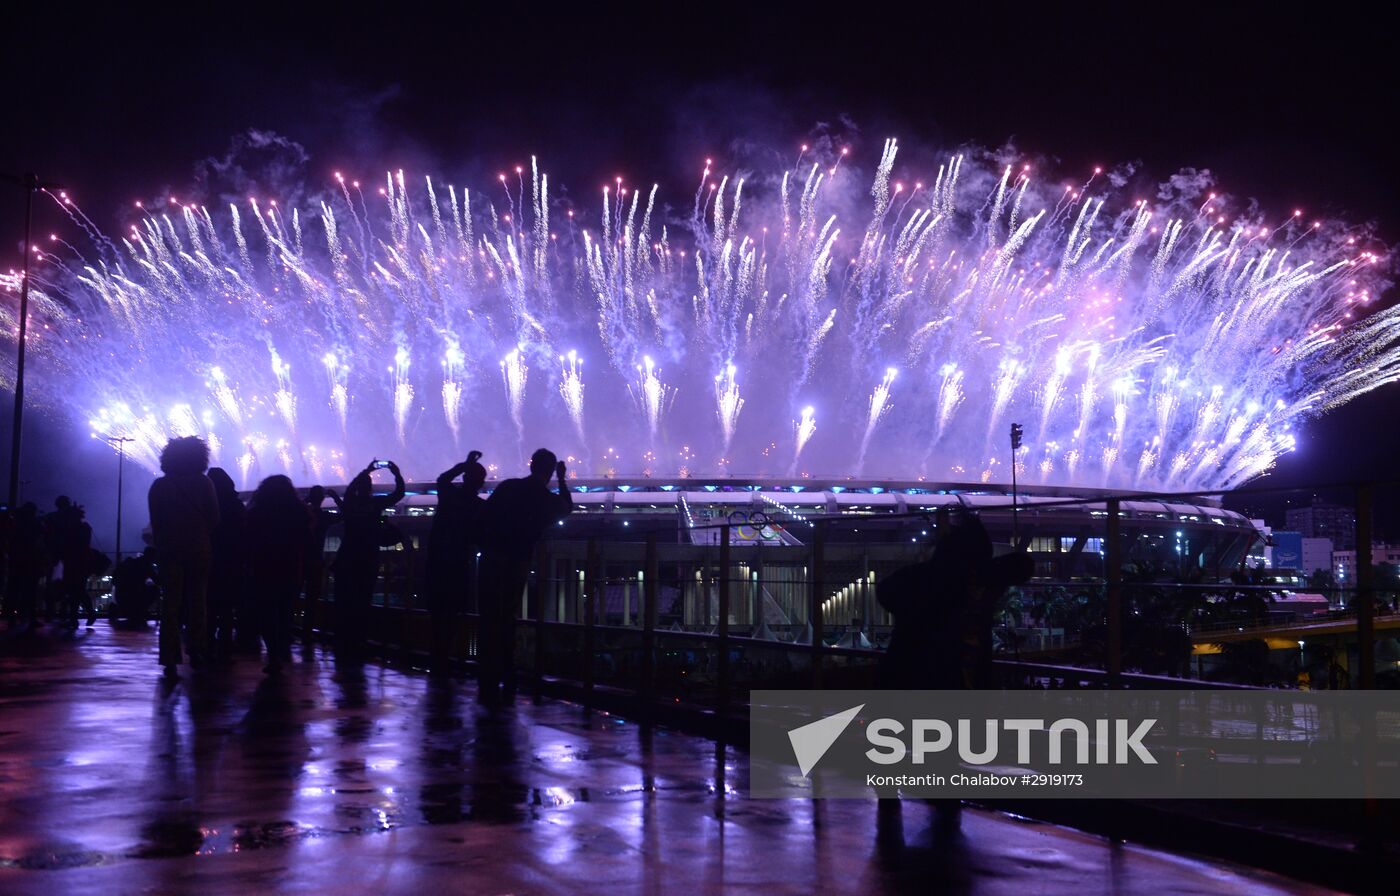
0, 625, 1334, 894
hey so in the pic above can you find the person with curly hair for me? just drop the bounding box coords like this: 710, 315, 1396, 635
147, 436, 220, 678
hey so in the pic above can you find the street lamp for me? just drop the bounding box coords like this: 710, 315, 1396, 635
1009, 422, 1023, 545
98, 435, 133, 561
4, 172, 66, 508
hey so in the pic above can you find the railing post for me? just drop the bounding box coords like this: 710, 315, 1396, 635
642, 531, 658, 701
1352, 485, 1382, 842
754, 547, 765, 640
861, 549, 871, 635
584, 538, 598, 692
810, 521, 825, 688
1355, 485, 1375, 690
717, 525, 731, 712
534, 541, 548, 685
1105, 497, 1123, 688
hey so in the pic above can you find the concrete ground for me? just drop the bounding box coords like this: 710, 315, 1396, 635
0, 624, 1337, 895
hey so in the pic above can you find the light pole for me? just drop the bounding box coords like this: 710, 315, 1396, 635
4, 173, 64, 508
1009, 422, 1023, 546
99, 435, 133, 561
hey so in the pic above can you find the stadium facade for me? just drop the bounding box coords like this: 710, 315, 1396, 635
313, 479, 1262, 639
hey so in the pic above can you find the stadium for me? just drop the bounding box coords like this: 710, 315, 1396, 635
336, 477, 1262, 642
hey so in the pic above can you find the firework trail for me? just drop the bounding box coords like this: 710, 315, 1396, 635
270, 347, 298, 436
934, 363, 965, 444
5, 137, 1395, 490
441, 343, 466, 444
628, 356, 674, 444
791, 405, 817, 474
500, 346, 528, 444
322, 352, 350, 436
276, 438, 294, 472
713, 363, 744, 455
856, 367, 898, 475
237, 437, 260, 488
208, 367, 243, 430
558, 349, 586, 444
391, 348, 413, 445
167, 404, 202, 439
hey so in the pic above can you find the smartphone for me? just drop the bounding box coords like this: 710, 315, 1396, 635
372, 459, 391, 469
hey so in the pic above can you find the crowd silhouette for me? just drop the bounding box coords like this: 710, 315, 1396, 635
1, 495, 110, 632
2, 434, 1013, 728
0, 436, 578, 701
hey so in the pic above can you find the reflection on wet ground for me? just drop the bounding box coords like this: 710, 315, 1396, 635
0, 625, 1334, 894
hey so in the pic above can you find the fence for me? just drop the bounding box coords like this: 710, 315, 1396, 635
291, 477, 1400, 705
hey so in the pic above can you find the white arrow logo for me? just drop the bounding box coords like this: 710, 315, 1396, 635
787, 704, 865, 777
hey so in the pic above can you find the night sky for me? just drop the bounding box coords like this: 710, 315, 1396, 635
3, 7, 1397, 548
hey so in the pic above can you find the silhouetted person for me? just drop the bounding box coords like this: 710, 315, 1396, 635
478, 449, 572, 703
875, 512, 1032, 842
112, 548, 159, 625
43, 497, 77, 627
207, 467, 246, 655
54, 501, 94, 629
331, 459, 405, 658
427, 451, 488, 673
246, 475, 310, 674
878, 513, 1032, 690
38, 501, 65, 621
5, 503, 44, 629
301, 485, 333, 645
148, 436, 220, 678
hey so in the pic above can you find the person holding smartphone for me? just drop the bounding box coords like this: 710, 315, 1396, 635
426, 450, 488, 673
330, 458, 405, 658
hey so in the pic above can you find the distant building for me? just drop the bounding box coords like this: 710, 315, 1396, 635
1247, 520, 1270, 569
1301, 537, 1333, 577
1332, 545, 1400, 585
1285, 500, 1357, 551
1270, 531, 1303, 570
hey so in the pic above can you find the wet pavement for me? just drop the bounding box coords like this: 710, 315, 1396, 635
0, 624, 1335, 895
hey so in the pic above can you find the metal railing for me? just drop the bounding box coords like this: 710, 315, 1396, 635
285, 476, 1400, 706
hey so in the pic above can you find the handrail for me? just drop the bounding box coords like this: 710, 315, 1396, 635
296, 474, 1395, 698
